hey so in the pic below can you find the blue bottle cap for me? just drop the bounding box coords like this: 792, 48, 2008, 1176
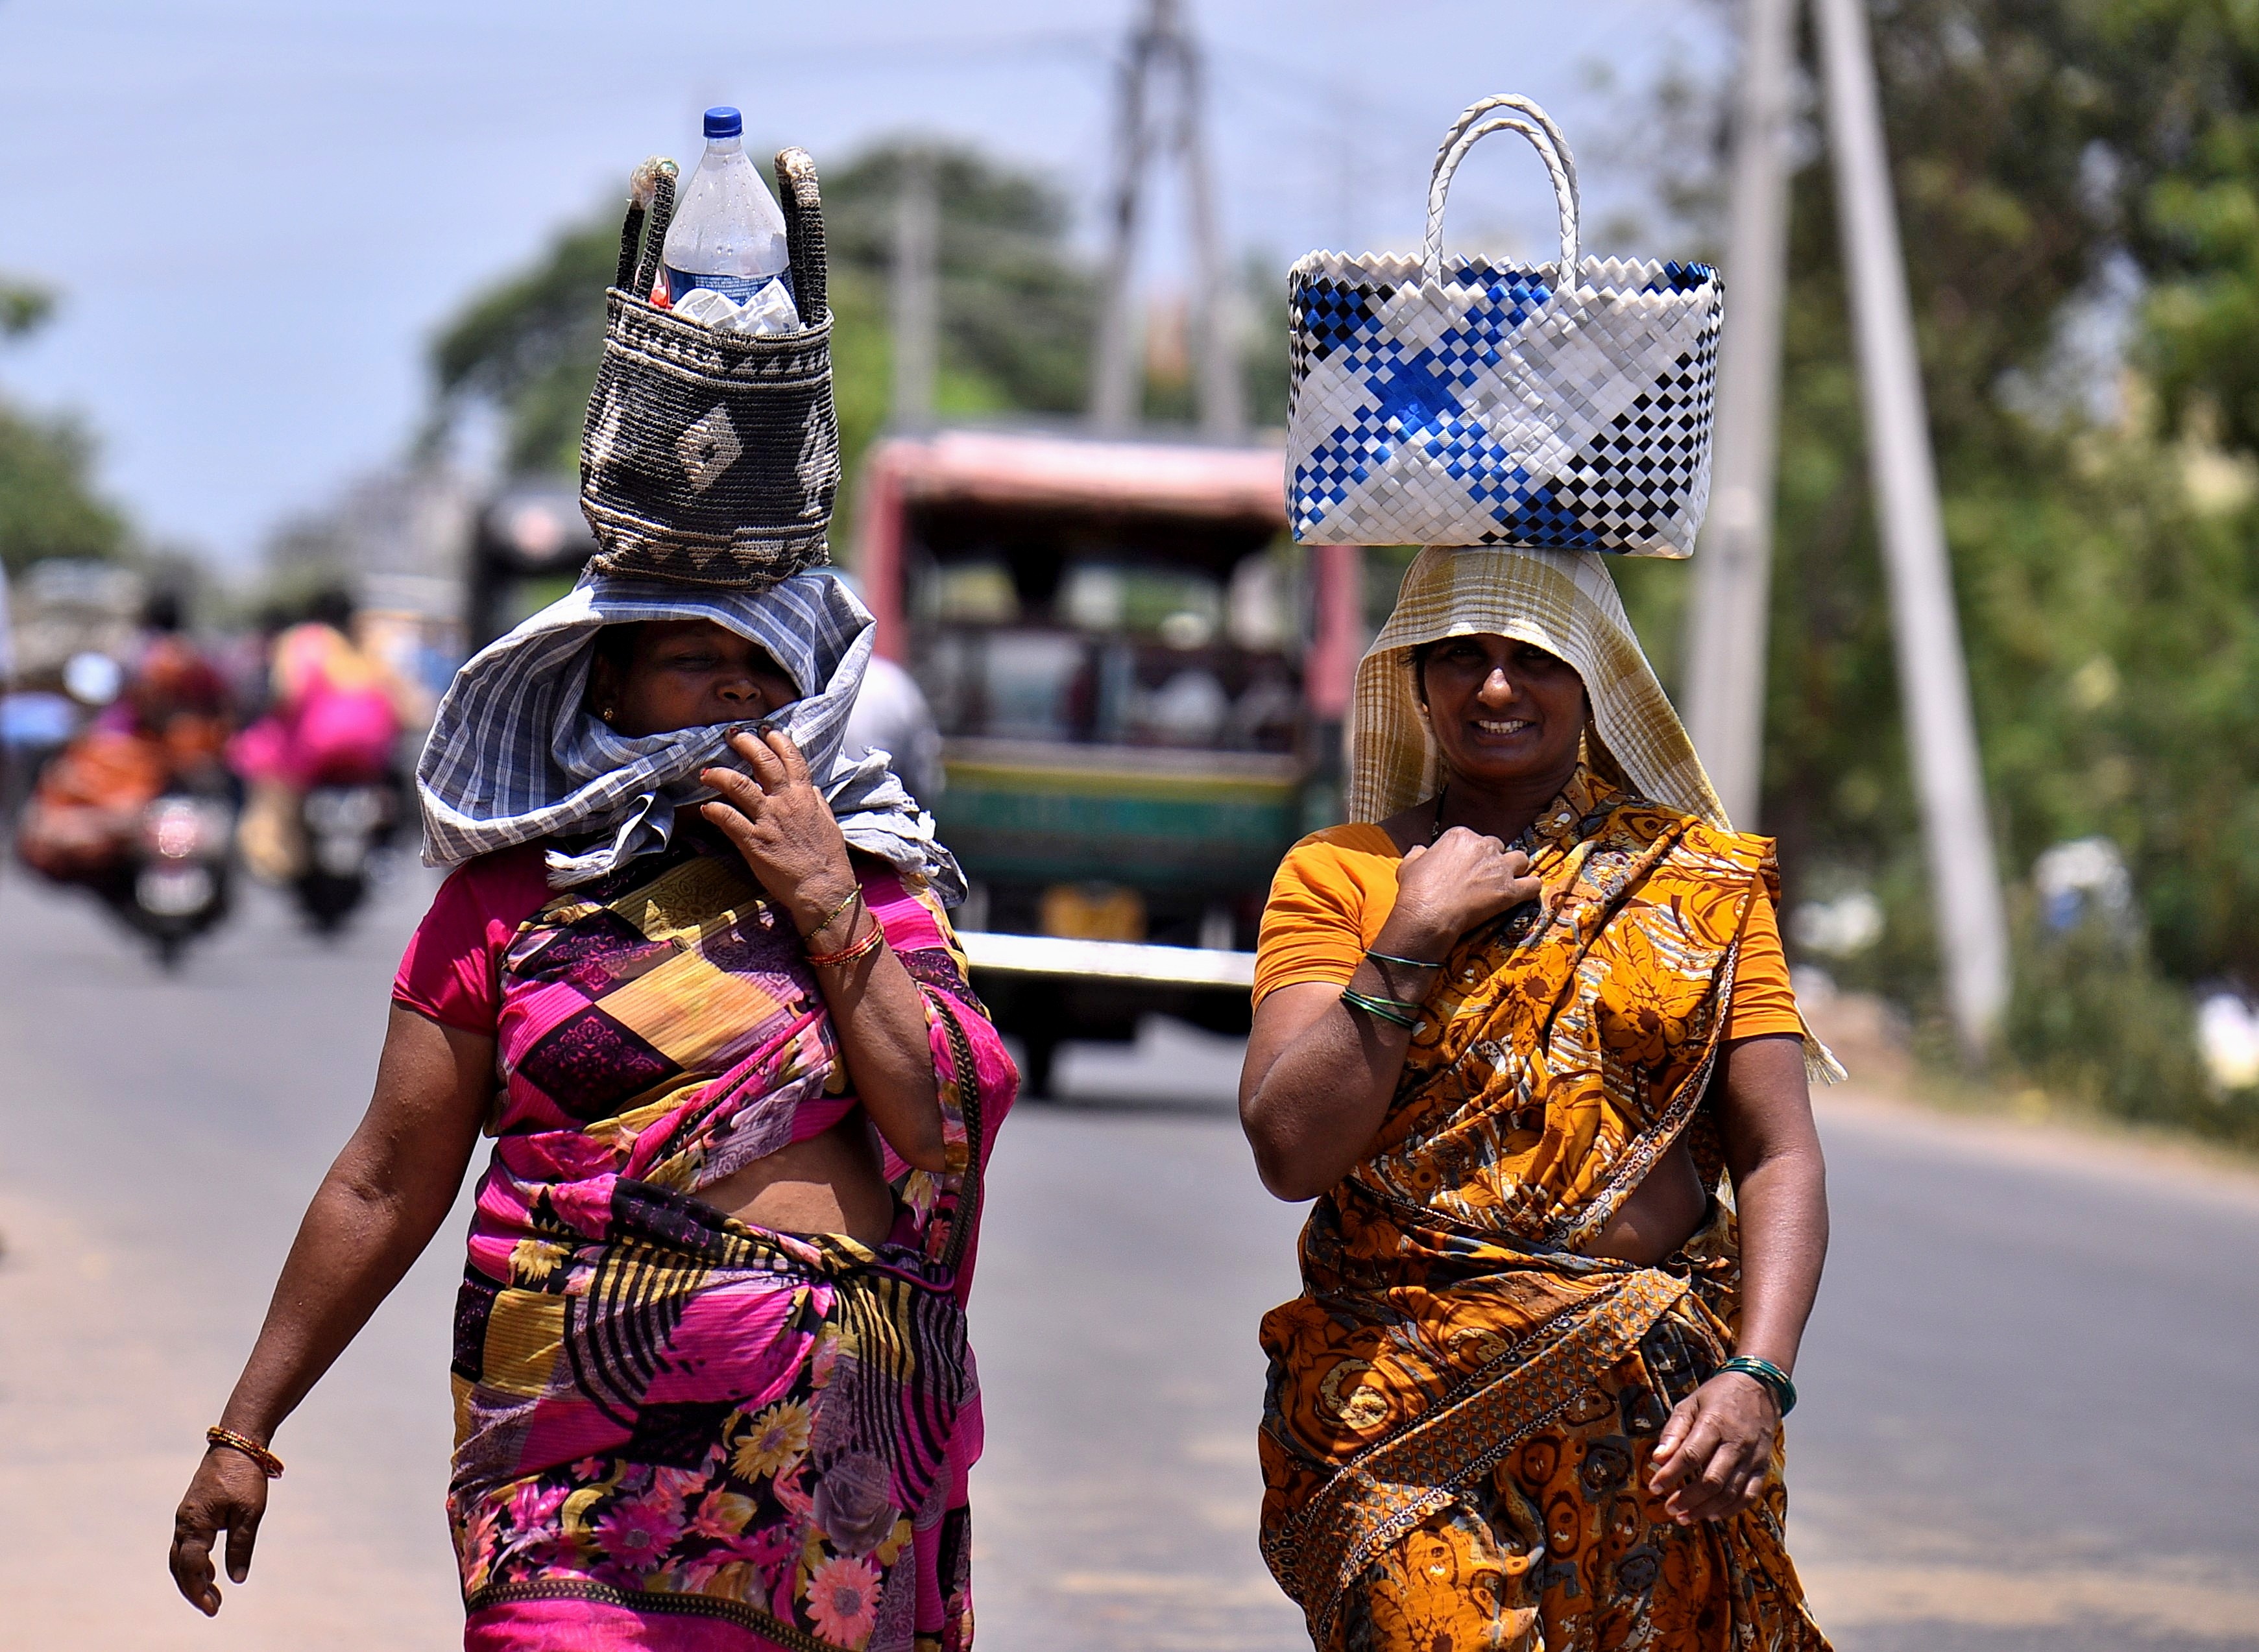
703, 106, 742, 139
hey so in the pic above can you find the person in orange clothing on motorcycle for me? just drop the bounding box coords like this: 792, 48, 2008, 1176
16, 588, 234, 884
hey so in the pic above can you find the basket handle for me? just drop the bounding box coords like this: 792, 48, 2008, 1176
1432, 94, 1580, 209
774, 147, 828, 324
615, 158, 679, 298
1422, 97, 1580, 285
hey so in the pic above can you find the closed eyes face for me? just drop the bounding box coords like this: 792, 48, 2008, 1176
1416, 632, 1588, 784
586, 619, 800, 737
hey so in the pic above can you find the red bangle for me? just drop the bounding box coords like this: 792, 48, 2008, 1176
206, 1425, 284, 1479
806, 914, 886, 970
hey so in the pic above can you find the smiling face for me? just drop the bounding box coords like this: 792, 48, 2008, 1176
585, 619, 800, 738
1416, 632, 1588, 791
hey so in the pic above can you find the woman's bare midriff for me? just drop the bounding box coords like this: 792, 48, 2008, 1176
1583, 1139, 1708, 1265
695, 1114, 897, 1247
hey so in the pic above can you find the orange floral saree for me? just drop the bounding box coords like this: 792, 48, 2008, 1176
1257, 769, 1830, 1651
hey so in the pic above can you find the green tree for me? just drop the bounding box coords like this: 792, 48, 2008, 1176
2, 278, 54, 340
428, 220, 616, 477
1640, 0, 2259, 1134
821, 145, 1097, 416
0, 276, 128, 572
424, 138, 1292, 506
426, 143, 1100, 492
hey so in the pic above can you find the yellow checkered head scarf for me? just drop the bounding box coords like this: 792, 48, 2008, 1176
1349, 546, 1729, 830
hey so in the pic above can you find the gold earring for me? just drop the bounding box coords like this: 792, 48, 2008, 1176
600, 706, 616, 724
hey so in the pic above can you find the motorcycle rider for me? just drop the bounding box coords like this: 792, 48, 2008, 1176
16, 587, 235, 897
230, 586, 410, 885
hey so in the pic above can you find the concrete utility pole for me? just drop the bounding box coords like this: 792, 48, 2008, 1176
1813, 0, 2011, 1058
889, 149, 940, 431
1088, 0, 1246, 438
1679, 0, 1799, 830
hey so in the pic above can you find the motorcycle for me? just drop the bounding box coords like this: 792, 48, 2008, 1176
291, 777, 398, 936
15, 718, 240, 970
126, 789, 237, 968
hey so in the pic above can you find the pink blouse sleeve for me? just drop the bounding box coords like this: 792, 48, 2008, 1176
392, 844, 552, 1035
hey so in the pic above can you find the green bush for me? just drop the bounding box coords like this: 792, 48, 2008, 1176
2003, 904, 2259, 1148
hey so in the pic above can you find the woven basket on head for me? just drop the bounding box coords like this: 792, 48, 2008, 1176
578, 147, 840, 588
1286, 97, 1722, 557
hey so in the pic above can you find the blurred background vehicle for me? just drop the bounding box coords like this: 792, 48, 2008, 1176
856, 427, 1361, 1094
230, 586, 414, 937
463, 480, 604, 651
1, 561, 135, 831
12, 577, 239, 966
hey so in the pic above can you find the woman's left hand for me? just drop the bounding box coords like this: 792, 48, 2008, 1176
701, 730, 858, 937
1645, 1370, 1780, 1524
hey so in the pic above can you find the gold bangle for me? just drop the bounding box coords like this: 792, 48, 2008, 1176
206, 1425, 284, 1479
801, 881, 864, 942
806, 913, 886, 969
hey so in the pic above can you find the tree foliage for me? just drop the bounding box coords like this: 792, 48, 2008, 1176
424, 138, 1294, 504
1646, 0, 2259, 1131
2107, 0, 2259, 451
427, 217, 618, 477
821, 146, 1098, 416
0, 405, 129, 573
0, 277, 128, 572
2, 276, 54, 339
426, 143, 1102, 488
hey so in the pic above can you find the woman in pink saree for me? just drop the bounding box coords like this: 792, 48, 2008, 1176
169, 573, 1016, 1652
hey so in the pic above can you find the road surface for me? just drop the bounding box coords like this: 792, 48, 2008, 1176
1, 865, 2253, 1649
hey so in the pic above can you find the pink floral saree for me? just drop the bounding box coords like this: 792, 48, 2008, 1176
446, 831, 1015, 1652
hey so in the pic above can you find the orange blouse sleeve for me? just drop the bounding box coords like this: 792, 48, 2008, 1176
1257, 822, 1802, 1036
1253, 825, 1403, 1008
1723, 882, 1804, 1042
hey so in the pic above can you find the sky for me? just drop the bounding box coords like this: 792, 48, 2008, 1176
0, 0, 1726, 569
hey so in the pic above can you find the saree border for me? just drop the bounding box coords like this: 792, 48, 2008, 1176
1540, 822, 1763, 1253
1266, 1267, 1689, 1640
927, 992, 986, 1275
467, 1576, 851, 1652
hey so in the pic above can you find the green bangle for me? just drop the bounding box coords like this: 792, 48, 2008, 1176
1364, 947, 1444, 971
1340, 988, 1420, 1031
1717, 1355, 1797, 1415
802, 880, 864, 942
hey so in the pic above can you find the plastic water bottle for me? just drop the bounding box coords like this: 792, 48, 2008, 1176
662, 107, 795, 308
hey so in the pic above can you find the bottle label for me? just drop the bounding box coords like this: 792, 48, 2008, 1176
664, 266, 796, 304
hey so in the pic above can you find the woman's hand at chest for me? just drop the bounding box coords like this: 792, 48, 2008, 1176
1390, 826, 1541, 957
701, 730, 948, 1175
1239, 827, 1540, 1201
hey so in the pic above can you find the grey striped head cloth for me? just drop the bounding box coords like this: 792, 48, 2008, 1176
415, 568, 965, 900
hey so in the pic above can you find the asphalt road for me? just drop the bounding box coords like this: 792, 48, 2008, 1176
1, 864, 2254, 1650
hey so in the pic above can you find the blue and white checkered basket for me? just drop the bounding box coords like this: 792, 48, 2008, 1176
1287, 96, 1722, 556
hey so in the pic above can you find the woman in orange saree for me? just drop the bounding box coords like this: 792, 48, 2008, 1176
1241, 547, 1837, 1651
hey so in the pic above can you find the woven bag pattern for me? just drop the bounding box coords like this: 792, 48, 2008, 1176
579, 149, 841, 589
1285, 97, 1722, 557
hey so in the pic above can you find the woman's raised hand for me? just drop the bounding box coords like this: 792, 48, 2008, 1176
701, 729, 859, 937
169, 1446, 270, 1615
1390, 826, 1540, 953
